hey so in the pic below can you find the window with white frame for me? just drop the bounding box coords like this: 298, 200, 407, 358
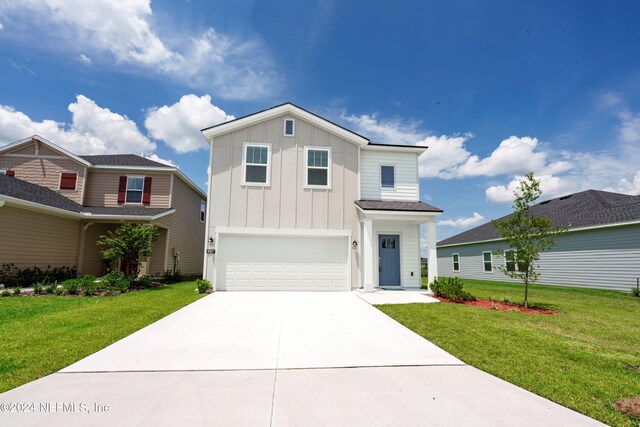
483, 251, 493, 272
126, 177, 144, 203
452, 253, 460, 272
305, 147, 331, 188
200, 200, 206, 223
380, 165, 395, 188
284, 118, 295, 136
243, 144, 270, 185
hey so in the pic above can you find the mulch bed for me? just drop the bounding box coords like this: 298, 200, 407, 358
613, 397, 640, 418
434, 296, 558, 315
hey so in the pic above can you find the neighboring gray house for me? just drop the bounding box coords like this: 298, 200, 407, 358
437, 190, 640, 291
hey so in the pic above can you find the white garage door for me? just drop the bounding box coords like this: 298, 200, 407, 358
218, 235, 349, 291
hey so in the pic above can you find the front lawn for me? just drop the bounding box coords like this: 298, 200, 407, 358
0, 281, 204, 393
378, 279, 640, 426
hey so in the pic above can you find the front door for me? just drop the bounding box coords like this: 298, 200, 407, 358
379, 234, 401, 286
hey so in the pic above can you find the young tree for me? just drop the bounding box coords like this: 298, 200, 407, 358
492, 173, 566, 308
97, 223, 160, 280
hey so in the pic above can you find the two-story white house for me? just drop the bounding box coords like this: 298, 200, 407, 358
201, 103, 442, 292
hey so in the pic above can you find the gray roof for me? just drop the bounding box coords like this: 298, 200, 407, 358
355, 200, 443, 212
80, 154, 173, 168
438, 190, 640, 247
0, 175, 173, 217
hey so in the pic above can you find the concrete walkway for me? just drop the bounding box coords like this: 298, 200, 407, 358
0, 292, 603, 426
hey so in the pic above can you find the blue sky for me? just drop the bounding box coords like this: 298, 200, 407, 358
1, 0, 640, 243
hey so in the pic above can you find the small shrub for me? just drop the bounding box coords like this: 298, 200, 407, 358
104, 271, 130, 293
195, 279, 212, 294
1, 289, 10, 297
78, 274, 96, 287
46, 282, 58, 294
33, 282, 45, 295
53, 285, 65, 296
431, 277, 475, 302
631, 286, 640, 297
13, 286, 21, 296
162, 269, 182, 284
135, 275, 152, 289
83, 281, 101, 296
62, 278, 81, 295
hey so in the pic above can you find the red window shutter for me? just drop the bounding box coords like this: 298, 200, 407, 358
5, 170, 15, 177
142, 177, 152, 205
117, 176, 127, 204
60, 173, 77, 190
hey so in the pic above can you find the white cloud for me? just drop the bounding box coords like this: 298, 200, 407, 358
0, 95, 156, 155
438, 212, 485, 228
486, 174, 570, 203
145, 153, 177, 167
145, 94, 234, 153
0, 22, 4, 30
605, 171, 640, 195
618, 110, 640, 143
0, 0, 280, 99
418, 134, 474, 178
340, 112, 424, 146
77, 54, 92, 65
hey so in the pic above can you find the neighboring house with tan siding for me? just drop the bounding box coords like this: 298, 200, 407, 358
0, 135, 206, 277
201, 103, 442, 291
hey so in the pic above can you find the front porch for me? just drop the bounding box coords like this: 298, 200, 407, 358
355, 200, 442, 293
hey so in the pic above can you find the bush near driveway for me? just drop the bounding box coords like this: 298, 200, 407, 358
378, 279, 640, 426
0, 281, 205, 393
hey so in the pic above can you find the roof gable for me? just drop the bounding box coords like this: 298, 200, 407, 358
0, 135, 91, 166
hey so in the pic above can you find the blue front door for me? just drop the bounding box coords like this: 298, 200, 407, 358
379, 234, 401, 286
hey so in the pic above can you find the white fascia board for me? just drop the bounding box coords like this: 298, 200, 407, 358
84, 209, 175, 221
437, 218, 640, 248
362, 145, 427, 154
0, 135, 91, 167
201, 104, 370, 147
0, 195, 80, 219
215, 226, 352, 237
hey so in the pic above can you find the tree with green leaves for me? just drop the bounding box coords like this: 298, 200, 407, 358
97, 223, 160, 280
492, 173, 566, 308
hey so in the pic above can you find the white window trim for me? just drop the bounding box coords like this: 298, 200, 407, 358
200, 199, 206, 223
304, 146, 332, 189
380, 164, 396, 189
505, 249, 518, 272
452, 253, 460, 272
125, 175, 145, 205
242, 142, 271, 187
58, 171, 78, 191
0, 169, 6, 175
283, 118, 295, 137
482, 251, 493, 273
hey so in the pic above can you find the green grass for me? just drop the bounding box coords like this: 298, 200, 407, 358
0, 281, 204, 393
378, 279, 640, 426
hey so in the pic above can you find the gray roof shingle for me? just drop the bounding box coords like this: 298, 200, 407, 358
438, 190, 640, 247
355, 200, 443, 212
0, 175, 173, 217
80, 154, 173, 168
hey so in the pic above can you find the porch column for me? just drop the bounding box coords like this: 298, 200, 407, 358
426, 217, 438, 291
362, 218, 375, 292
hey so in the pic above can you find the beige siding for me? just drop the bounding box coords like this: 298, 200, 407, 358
0, 154, 86, 204
84, 170, 171, 208
82, 223, 119, 275
0, 205, 80, 269
148, 227, 169, 275
209, 113, 361, 287
155, 176, 206, 276
360, 150, 419, 201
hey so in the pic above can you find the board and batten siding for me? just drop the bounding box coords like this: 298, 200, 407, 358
370, 220, 421, 288
0, 205, 80, 269
360, 150, 419, 201
436, 223, 640, 291
84, 170, 171, 208
208, 113, 361, 287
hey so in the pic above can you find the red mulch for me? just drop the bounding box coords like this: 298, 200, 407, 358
434, 296, 558, 315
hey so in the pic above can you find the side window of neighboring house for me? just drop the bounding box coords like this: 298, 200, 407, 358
200, 200, 206, 223
305, 147, 331, 188
59, 172, 78, 190
483, 251, 493, 272
505, 250, 516, 272
243, 143, 271, 186
283, 118, 295, 136
118, 176, 152, 205
380, 165, 395, 188
452, 253, 460, 272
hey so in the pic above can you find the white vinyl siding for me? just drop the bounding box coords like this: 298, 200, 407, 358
360, 150, 418, 200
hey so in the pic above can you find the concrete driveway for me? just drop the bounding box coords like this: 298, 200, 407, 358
0, 292, 602, 426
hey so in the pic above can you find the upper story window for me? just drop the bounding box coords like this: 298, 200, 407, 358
59, 172, 78, 190
483, 251, 493, 272
380, 165, 395, 188
126, 177, 144, 203
200, 200, 206, 223
243, 143, 271, 186
283, 118, 295, 136
452, 253, 460, 272
305, 147, 331, 188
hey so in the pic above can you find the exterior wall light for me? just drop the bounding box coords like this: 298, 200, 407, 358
352, 239, 358, 248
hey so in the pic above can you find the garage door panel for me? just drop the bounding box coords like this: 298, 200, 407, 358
220, 235, 349, 291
